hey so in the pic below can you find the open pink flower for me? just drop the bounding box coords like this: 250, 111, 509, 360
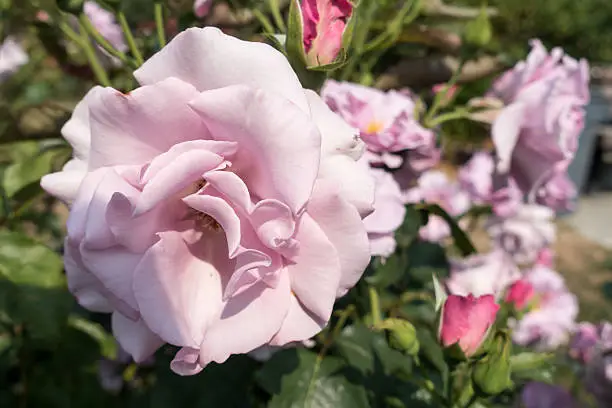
511, 265, 578, 350
487, 204, 555, 265
41, 27, 374, 375
404, 170, 470, 242
439, 294, 499, 357
447, 249, 520, 298
321, 80, 438, 169
490, 40, 589, 197
0, 37, 28, 81
84, 1, 127, 53
362, 165, 405, 257
505, 279, 535, 310
300, 0, 352, 66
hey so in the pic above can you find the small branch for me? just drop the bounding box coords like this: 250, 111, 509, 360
77, 20, 111, 86
78, 13, 136, 68
422, 0, 498, 19
118, 12, 144, 66
154, 2, 167, 47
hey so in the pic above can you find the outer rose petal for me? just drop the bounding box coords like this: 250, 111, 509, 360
306, 180, 370, 296
189, 85, 321, 214
88, 78, 208, 169
492, 102, 526, 173
134, 27, 309, 113
287, 214, 342, 320
133, 232, 224, 348
199, 272, 291, 366
112, 312, 163, 363
269, 294, 326, 345
171, 347, 204, 376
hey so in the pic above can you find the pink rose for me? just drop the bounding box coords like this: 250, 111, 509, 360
404, 170, 470, 242
41, 27, 374, 375
486, 204, 555, 265
490, 40, 589, 197
194, 0, 213, 18
504, 279, 535, 310
0, 37, 28, 81
439, 294, 499, 357
511, 265, 578, 351
569, 322, 600, 363
321, 80, 438, 169
534, 164, 577, 212
84, 1, 127, 53
362, 165, 406, 257
458, 152, 522, 217
300, 0, 352, 66
447, 249, 520, 298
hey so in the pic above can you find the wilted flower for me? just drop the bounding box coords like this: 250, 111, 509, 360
487, 204, 555, 265
0, 37, 28, 81
511, 265, 578, 350
300, 0, 353, 66
405, 170, 470, 242
194, 0, 213, 18
84, 1, 127, 54
447, 249, 520, 298
490, 40, 589, 197
458, 152, 522, 217
321, 80, 438, 169
363, 165, 406, 257
439, 294, 499, 357
42, 27, 374, 375
519, 382, 577, 408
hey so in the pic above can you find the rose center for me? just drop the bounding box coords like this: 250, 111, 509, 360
365, 120, 385, 134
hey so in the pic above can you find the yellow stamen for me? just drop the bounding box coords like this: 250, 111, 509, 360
366, 120, 385, 134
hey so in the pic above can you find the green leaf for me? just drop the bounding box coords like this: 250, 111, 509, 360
3, 143, 57, 198
0, 231, 71, 342
510, 352, 554, 372
418, 203, 477, 256
395, 205, 423, 249
68, 315, 118, 360
432, 274, 447, 312
256, 348, 370, 408
366, 252, 408, 289
416, 329, 448, 377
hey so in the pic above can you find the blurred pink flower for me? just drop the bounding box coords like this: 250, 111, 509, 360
504, 279, 535, 310
84, 1, 127, 53
447, 249, 520, 298
511, 265, 578, 350
301, 0, 352, 66
439, 294, 499, 357
41, 27, 374, 375
520, 382, 577, 408
487, 204, 555, 265
490, 40, 589, 198
535, 247, 555, 268
363, 165, 406, 257
404, 170, 470, 242
321, 80, 438, 169
458, 152, 522, 217
0, 37, 28, 81
194, 0, 213, 17
569, 322, 601, 363
534, 164, 577, 212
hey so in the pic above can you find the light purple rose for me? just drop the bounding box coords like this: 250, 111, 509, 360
321, 80, 438, 169
511, 265, 578, 351
458, 152, 522, 217
363, 165, 406, 257
0, 37, 28, 81
405, 170, 470, 242
447, 249, 520, 298
41, 27, 375, 375
519, 382, 577, 408
84, 1, 127, 59
486, 204, 555, 265
490, 39, 589, 197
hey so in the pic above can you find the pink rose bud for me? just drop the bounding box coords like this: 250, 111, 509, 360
504, 279, 535, 310
301, 0, 353, 66
439, 294, 499, 357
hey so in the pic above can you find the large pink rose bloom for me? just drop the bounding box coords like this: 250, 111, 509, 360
490, 40, 589, 197
363, 165, 405, 257
404, 170, 470, 242
41, 27, 374, 375
511, 265, 578, 351
321, 80, 438, 169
